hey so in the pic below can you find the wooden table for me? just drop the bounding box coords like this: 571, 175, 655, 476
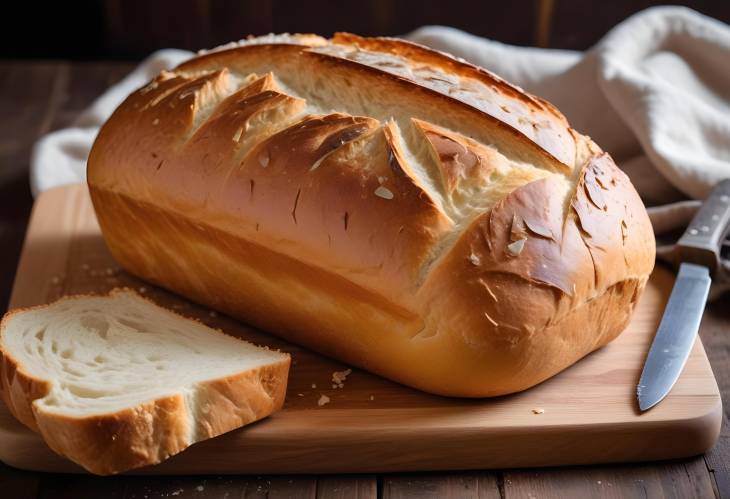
0, 60, 727, 499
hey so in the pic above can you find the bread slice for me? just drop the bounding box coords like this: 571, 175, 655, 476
0, 289, 290, 475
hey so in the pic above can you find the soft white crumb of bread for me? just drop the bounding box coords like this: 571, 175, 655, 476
1, 289, 288, 417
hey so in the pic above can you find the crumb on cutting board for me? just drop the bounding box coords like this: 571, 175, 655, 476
332, 368, 352, 389
318, 394, 330, 406
532, 408, 545, 414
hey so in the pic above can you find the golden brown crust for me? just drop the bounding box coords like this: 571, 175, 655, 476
37, 394, 191, 475
33, 359, 289, 475
330, 32, 576, 167
415, 155, 653, 395
0, 293, 291, 475
87, 34, 655, 399
415, 121, 491, 196
0, 342, 50, 432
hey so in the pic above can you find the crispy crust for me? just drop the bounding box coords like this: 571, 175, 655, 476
330, 32, 576, 166
87, 34, 654, 398
0, 291, 290, 475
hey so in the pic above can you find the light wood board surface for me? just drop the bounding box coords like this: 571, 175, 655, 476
0, 184, 722, 475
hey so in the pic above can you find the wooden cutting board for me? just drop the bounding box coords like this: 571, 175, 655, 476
0, 184, 721, 474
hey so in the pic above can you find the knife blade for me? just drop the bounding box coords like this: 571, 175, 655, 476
637, 178, 730, 412
637, 262, 710, 411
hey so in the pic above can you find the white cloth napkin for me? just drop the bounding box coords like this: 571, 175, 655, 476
31, 6, 730, 261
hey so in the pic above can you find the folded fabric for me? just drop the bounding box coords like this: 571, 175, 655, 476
31, 6, 730, 284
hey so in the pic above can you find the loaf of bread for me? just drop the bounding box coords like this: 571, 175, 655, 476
87, 33, 655, 397
0, 290, 290, 474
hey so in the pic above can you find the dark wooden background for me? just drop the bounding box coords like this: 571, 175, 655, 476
1, 1, 730, 497
4, 0, 730, 60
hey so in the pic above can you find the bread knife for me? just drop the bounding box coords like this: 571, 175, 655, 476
637, 179, 730, 411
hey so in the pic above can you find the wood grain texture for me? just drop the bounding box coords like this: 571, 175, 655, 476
502, 457, 716, 498
382, 472, 500, 499
7, 1, 730, 61
0, 62, 65, 314
0, 183, 721, 476
0, 62, 73, 499
34, 474, 320, 499
0, 61, 134, 315
701, 295, 730, 499
316, 476, 377, 499
48, 62, 135, 131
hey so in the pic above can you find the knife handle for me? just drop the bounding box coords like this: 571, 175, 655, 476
677, 178, 730, 275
